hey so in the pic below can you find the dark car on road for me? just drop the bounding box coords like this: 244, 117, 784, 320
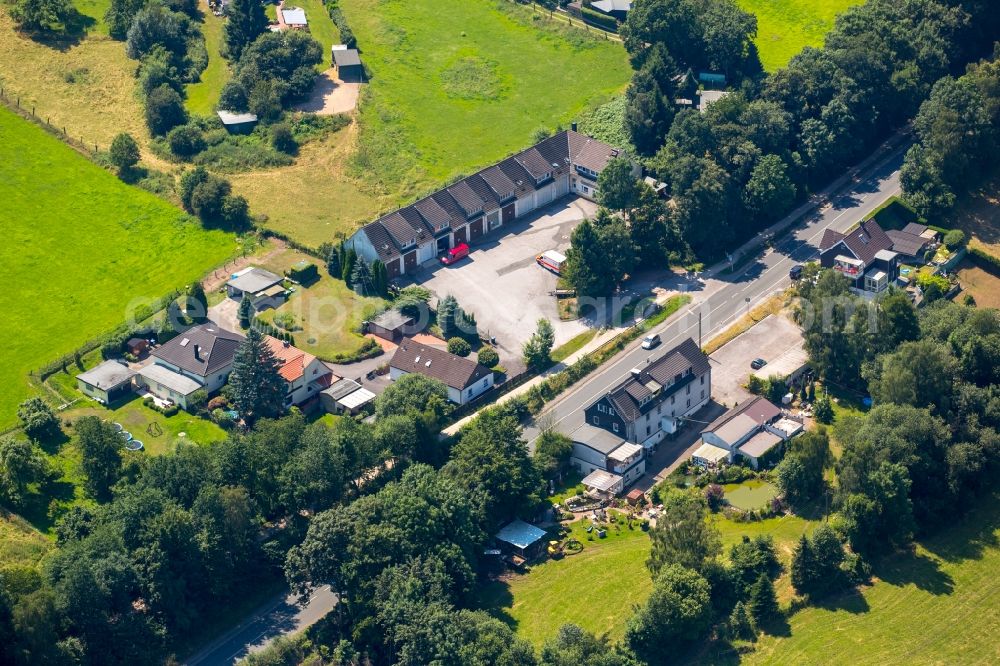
789, 264, 804, 280
750, 358, 767, 370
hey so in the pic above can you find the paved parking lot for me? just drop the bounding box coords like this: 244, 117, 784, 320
708, 314, 806, 407
405, 197, 599, 362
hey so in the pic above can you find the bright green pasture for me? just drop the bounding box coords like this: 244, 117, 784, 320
737, 0, 860, 71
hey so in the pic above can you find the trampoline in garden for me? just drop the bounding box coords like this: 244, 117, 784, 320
119, 430, 133, 443
112, 422, 124, 432
126, 440, 144, 451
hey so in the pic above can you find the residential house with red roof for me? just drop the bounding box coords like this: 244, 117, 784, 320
264, 336, 333, 408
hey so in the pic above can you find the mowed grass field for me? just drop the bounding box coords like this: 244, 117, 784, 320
0, 107, 235, 426
737, 0, 860, 71
478, 505, 817, 648
745, 499, 1000, 665
479, 480, 1000, 664
340, 0, 631, 187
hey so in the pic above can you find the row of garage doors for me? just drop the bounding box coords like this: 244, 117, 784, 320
386, 178, 570, 278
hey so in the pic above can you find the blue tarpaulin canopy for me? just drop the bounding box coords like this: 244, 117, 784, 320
496, 520, 547, 550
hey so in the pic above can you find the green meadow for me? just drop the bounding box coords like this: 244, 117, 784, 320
737, 0, 860, 71
340, 0, 631, 192
0, 107, 235, 426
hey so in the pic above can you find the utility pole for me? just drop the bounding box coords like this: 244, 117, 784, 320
698, 310, 702, 347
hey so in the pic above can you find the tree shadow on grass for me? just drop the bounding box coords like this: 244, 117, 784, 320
757, 612, 791, 638
22, 12, 97, 51
874, 548, 954, 596
812, 587, 871, 615
920, 502, 1000, 565
473, 578, 517, 630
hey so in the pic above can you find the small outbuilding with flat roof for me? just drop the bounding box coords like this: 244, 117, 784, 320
581, 469, 624, 497
217, 110, 259, 134
368, 309, 416, 342
227, 267, 287, 311
332, 45, 364, 82
496, 519, 548, 561
77, 360, 136, 404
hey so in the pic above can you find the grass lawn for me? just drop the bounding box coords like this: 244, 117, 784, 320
0, 511, 54, 571
722, 479, 778, 510
253, 248, 386, 359
478, 499, 821, 648
477, 512, 653, 647
736, 0, 860, 72
64, 396, 228, 456
295, 0, 341, 67
954, 260, 1000, 308
745, 498, 1000, 665
551, 329, 598, 363
340, 0, 630, 188
186, 9, 229, 116
228, 122, 383, 247
0, 10, 153, 155
0, 107, 236, 427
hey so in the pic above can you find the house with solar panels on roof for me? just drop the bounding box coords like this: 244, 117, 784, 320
583, 338, 711, 451
346, 129, 637, 279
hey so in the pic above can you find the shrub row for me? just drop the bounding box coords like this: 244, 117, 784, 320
580, 6, 619, 32
968, 246, 1000, 276
323, 0, 356, 48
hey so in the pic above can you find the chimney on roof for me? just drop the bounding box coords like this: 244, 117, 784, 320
193, 345, 201, 361
571, 121, 577, 132
283, 340, 290, 348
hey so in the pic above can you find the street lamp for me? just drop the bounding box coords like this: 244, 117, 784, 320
745, 297, 751, 317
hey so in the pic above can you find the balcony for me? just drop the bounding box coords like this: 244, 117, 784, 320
833, 255, 865, 277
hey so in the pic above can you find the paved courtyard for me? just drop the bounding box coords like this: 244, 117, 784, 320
708, 314, 806, 407
404, 197, 599, 361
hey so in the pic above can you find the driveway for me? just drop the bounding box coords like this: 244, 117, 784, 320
293, 70, 361, 115
708, 314, 806, 407
404, 198, 598, 362
208, 298, 240, 332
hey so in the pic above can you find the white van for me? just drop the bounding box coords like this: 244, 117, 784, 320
536, 250, 566, 275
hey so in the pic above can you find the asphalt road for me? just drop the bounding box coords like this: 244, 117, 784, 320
524, 139, 908, 446
183, 585, 337, 666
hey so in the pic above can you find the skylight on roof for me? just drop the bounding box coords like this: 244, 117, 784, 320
179, 338, 189, 347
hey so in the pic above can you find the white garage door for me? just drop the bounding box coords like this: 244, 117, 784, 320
536, 184, 554, 207
555, 176, 570, 198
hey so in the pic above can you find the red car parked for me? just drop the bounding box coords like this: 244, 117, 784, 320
440, 243, 470, 265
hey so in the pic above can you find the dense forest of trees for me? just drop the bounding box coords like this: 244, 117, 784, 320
901, 49, 1000, 219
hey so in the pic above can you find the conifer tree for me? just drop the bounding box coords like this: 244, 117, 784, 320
228, 327, 286, 425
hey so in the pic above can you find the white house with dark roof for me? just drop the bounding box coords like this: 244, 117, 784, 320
346, 129, 638, 279
699, 396, 804, 469
583, 338, 711, 449
388, 338, 494, 405
135, 324, 245, 407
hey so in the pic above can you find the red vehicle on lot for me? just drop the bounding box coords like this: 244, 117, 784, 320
440, 243, 470, 265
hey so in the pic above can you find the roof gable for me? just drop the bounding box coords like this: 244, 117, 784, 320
390, 338, 491, 389
446, 180, 485, 218
412, 196, 452, 234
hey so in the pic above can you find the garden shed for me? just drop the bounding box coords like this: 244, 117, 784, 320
332, 46, 364, 82
496, 520, 547, 561
369, 309, 415, 342
217, 110, 259, 134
